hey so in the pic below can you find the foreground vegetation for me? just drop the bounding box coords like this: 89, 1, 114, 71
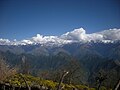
0, 53, 119, 90
1, 74, 109, 90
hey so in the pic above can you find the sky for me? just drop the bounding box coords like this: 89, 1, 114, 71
0, 0, 120, 40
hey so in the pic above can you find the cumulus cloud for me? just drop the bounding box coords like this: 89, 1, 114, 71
98, 28, 120, 40
61, 28, 104, 41
0, 38, 11, 45
60, 28, 120, 42
61, 28, 87, 41
21, 39, 33, 45
32, 34, 44, 42
31, 34, 59, 44
0, 28, 120, 45
31, 34, 73, 45
86, 33, 103, 41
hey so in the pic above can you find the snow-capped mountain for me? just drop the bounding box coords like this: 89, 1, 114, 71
0, 28, 120, 45
1, 28, 120, 89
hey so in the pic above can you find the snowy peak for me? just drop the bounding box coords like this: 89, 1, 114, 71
0, 28, 120, 45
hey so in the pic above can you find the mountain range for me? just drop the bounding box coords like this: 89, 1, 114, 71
0, 28, 120, 88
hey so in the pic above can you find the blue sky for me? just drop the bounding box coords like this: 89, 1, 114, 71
0, 0, 120, 40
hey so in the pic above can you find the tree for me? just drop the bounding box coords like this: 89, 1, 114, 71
57, 71, 69, 90
62, 59, 85, 85
21, 56, 30, 74
95, 72, 107, 90
0, 57, 17, 82
114, 78, 120, 90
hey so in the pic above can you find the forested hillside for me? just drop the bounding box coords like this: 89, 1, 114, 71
0, 42, 120, 90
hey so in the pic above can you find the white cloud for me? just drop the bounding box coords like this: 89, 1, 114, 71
31, 34, 73, 45
61, 28, 87, 41
98, 28, 120, 40
60, 28, 120, 42
0, 28, 120, 45
61, 28, 104, 42
32, 34, 44, 42
21, 39, 33, 45
31, 34, 59, 44
0, 38, 11, 45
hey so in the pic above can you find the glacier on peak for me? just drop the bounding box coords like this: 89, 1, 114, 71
0, 28, 120, 45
